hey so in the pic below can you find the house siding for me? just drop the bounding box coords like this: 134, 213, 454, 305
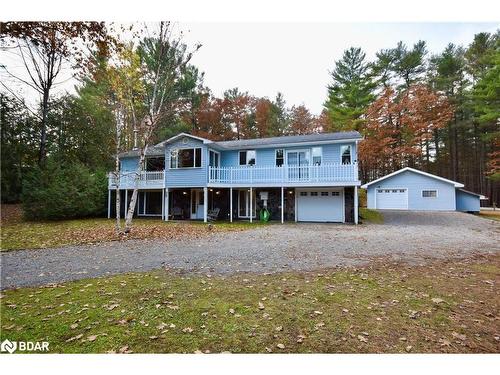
366, 170, 456, 211
120, 156, 140, 172
220, 142, 357, 167
164, 137, 208, 187
456, 190, 480, 212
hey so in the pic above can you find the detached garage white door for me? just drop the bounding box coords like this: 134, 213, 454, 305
297, 189, 344, 222
376, 188, 408, 210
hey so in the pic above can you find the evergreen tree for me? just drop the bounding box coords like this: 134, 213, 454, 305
324, 47, 375, 131
392, 40, 428, 89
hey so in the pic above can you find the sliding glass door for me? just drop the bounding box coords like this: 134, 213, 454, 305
238, 189, 256, 218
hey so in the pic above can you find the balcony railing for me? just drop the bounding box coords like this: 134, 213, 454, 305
208, 163, 358, 186
108, 170, 165, 189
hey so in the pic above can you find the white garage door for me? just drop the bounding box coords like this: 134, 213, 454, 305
376, 188, 408, 210
297, 189, 344, 222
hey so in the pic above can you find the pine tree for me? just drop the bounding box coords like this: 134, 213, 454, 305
324, 47, 375, 132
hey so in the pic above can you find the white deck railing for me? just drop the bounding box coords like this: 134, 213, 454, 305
208, 163, 358, 185
108, 170, 165, 189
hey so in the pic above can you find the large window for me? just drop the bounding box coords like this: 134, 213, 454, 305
239, 150, 256, 166
145, 157, 165, 171
312, 147, 322, 165
275, 149, 284, 166
170, 148, 202, 168
340, 145, 351, 164
422, 190, 437, 198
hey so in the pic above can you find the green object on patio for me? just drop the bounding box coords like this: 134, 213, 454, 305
259, 208, 270, 222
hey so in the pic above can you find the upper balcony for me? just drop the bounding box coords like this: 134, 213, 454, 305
208, 163, 359, 187
108, 171, 165, 189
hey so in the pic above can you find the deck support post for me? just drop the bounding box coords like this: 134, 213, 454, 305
165, 188, 169, 221
161, 188, 165, 220
250, 187, 253, 223
203, 187, 208, 223
230, 187, 233, 223
354, 186, 359, 224
107, 189, 111, 219
124, 189, 128, 217
281, 187, 284, 224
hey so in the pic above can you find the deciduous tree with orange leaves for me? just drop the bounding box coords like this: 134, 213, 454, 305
359, 84, 453, 181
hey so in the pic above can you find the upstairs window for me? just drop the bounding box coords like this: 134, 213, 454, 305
422, 190, 437, 198
340, 145, 351, 164
312, 147, 322, 165
275, 149, 284, 166
146, 157, 165, 171
170, 148, 202, 168
239, 150, 256, 166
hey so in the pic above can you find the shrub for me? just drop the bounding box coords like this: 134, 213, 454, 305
21, 160, 107, 220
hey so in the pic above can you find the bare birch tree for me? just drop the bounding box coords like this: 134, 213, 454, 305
121, 22, 200, 233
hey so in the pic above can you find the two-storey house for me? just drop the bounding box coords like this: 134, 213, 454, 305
108, 131, 362, 223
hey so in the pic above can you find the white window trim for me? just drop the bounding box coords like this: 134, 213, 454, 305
312, 146, 322, 165
209, 149, 220, 168
169, 147, 203, 169
239, 150, 257, 166
285, 149, 311, 166
275, 148, 285, 166
237, 189, 256, 218
137, 190, 163, 216
340, 144, 352, 164
422, 189, 438, 198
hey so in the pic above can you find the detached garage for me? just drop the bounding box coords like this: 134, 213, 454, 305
361, 167, 482, 212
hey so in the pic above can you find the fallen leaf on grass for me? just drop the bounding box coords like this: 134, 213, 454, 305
276, 343, 285, 349
65, 334, 83, 343
357, 335, 368, 343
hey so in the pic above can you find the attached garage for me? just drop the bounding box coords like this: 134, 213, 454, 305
362, 167, 467, 211
296, 188, 344, 222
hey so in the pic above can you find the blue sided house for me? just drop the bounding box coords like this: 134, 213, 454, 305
108, 131, 363, 223
361, 167, 485, 213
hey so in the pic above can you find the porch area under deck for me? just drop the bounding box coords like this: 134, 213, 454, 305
163, 185, 358, 224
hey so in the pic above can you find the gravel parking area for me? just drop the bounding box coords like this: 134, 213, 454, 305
1, 211, 499, 289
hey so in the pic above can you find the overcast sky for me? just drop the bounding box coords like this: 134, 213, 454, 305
179, 23, 498, 114
1, 22, 498, 115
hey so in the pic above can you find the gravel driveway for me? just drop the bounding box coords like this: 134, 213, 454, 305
1, 211, 499, 289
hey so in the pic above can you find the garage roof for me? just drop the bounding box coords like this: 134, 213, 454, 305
361, 167, 465, 189
457, 188, 487, 199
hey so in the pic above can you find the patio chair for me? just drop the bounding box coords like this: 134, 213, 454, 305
207, 208, 220, 221
171, 206, 183, 220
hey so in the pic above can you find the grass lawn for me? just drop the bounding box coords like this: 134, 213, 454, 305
0, 204, 263, 251
479, 210, 500, 222
1, 255, 498, 353
359, 208, 384, 224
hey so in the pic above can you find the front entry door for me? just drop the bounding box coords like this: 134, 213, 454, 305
287, 150, 310, 180
190, 189, 205, 219
238, 189, 256, 218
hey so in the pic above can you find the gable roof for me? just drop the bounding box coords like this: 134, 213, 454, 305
156, 132, 213, 147
361, 167, 465, 189
212, 131, 361, 150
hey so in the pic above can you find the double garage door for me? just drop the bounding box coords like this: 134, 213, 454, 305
375, 188, 408, 210
296, 188, 344, 222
